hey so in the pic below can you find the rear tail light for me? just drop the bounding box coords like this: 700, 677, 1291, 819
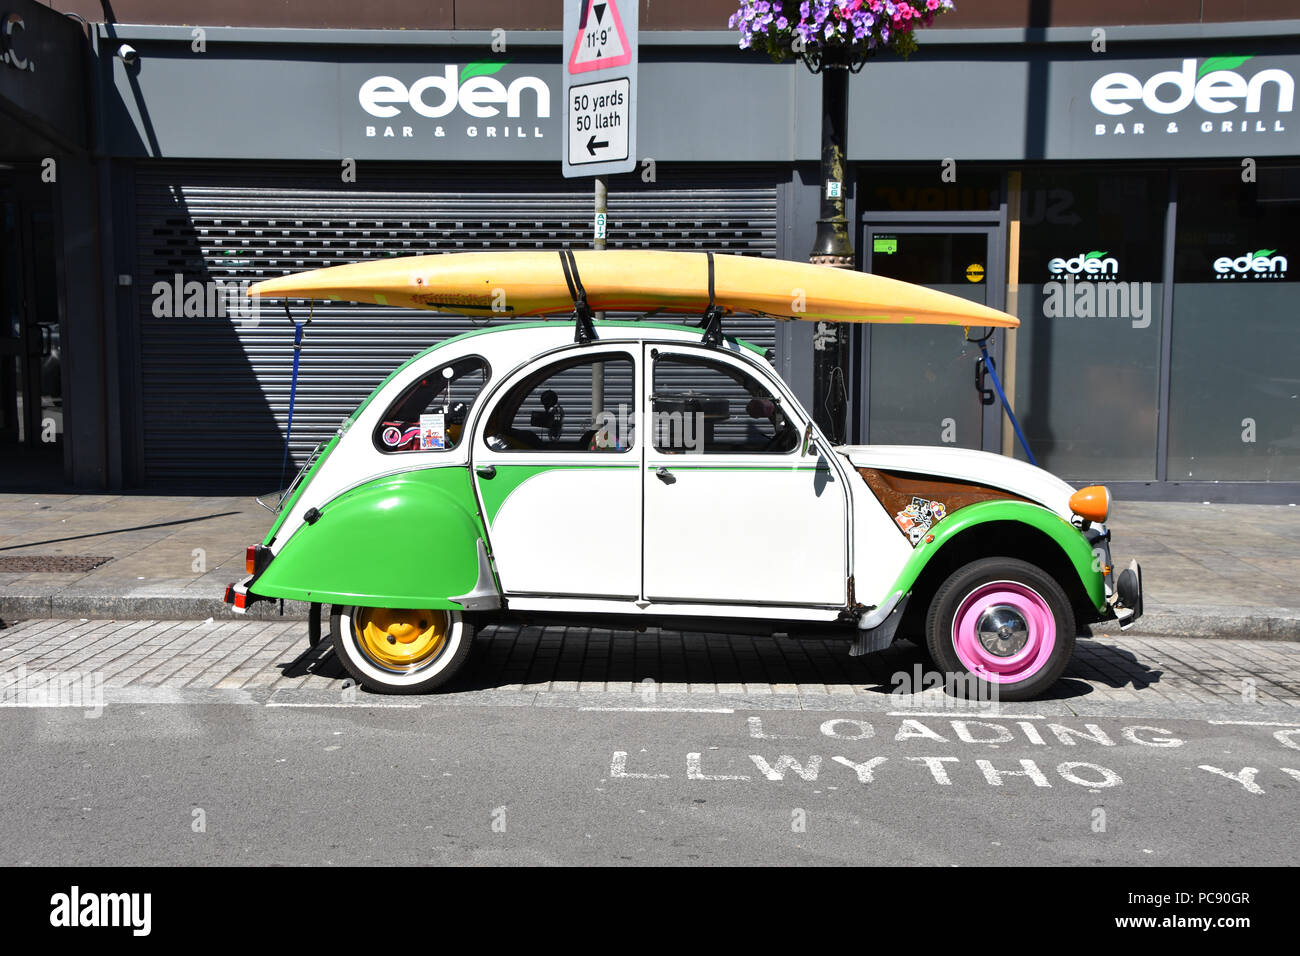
245, 545, 272, 576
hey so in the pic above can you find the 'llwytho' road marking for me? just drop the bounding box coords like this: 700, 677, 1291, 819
1208, 720, 1300, 727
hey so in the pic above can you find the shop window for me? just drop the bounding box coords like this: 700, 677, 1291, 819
485, 353, 635, 452
373, 356, 489, 453
860, 166, 1002, 213
1011, 169, 1167, 480
652, 354, 799, 454
1167, 166, 1300, 481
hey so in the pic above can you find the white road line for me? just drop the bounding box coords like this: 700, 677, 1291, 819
1207, 719, 1300, 726
887, 711, 1046, 719
264, 701, 422, 709
578, 706, 735, 713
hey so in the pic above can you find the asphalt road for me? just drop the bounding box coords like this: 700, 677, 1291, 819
2, 690, 1297, 866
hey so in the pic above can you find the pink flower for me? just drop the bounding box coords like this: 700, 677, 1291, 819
927, 0, 940, 9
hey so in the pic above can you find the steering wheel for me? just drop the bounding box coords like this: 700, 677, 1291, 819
761, 410, 799, 452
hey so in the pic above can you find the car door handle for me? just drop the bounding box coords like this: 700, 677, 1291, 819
476, 465, 497, 479
655, 466, 676, 485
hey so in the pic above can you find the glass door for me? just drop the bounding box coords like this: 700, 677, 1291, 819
860, 226, 1003, 451
0, 179, 61, 464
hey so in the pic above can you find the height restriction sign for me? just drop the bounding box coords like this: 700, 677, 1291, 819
562, 0, 638, 178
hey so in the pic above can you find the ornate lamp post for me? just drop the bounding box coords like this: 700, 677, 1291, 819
729, 0, 954, 443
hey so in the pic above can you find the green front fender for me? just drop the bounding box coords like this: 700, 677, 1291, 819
887, 499, 1107, 613
251, 467, 492, 610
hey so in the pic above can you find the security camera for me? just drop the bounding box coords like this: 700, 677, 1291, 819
116, 43, 138, 66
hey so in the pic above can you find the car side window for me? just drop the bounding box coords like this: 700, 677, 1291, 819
373, 356, 489, 453
652, 353, 799, 454
484, 353, 636, 453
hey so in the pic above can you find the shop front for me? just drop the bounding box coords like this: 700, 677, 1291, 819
90, 25, 821, 488
0, 1, 90, 488
84, 18, 1298, 499
845, 35, 1299, 501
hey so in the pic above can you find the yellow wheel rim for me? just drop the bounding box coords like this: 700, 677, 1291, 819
352, 608, 449, 672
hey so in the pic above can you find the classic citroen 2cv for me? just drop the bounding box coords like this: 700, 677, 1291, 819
223, 250, 1143, 700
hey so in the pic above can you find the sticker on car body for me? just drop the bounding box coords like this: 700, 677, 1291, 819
896, 496, 947, 546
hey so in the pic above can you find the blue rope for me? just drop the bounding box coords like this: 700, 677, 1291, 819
280, 321, 305, 490
978, 341, 1037, 466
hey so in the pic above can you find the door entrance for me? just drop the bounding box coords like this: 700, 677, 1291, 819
859, 224, 1004, 452
0, 176, 61, 475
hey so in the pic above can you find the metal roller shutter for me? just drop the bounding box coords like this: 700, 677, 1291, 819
132, 162, 780, 486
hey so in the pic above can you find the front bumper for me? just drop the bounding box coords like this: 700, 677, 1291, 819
1112, 558, 1144, 629
1086, 527, 1143, 629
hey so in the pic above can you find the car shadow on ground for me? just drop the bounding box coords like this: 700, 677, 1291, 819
278, 638, 347, 681
282, 624, 1167, 702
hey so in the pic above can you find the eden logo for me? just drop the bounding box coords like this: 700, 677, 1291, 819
359, 62, 551, 120
1213, 249, 1288, 278
1048, 251, 1118, 277
1091, 56, 1294, 117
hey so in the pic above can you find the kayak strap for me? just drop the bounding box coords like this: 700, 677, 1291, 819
559, 248, 598, 343
968, 327, 1037, 466
699, 251, 726, 347
279, 301, 312, 492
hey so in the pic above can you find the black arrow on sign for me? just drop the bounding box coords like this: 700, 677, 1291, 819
594, 3, 606, 23
586, 135, 609, 155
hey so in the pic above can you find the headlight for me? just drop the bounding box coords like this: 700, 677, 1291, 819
1069, 485, 1111, 524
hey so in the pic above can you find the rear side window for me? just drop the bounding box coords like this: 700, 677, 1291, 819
373, 356, 490, 453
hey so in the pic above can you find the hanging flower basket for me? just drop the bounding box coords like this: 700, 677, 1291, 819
728, 0, 955, 72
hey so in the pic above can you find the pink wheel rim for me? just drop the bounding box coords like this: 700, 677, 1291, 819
951, 580, 1056, 684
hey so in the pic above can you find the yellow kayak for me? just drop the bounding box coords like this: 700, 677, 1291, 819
247, 250, 1018, 328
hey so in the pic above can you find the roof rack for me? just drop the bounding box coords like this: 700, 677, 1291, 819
698, 251, 726, 347
558, 248, 598, 343
561, 248, 729, 347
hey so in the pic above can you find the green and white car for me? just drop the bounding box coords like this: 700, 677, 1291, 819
224, 319, 1143, 700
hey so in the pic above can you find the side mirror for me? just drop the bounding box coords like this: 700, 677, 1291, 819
801, 423, 817, 457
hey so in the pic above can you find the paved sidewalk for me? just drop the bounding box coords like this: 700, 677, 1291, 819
1, 619, 1297, 713
0, 492, 1298, 639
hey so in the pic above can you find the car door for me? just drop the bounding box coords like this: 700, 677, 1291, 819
471, 344, 642, 598
642, 344, 849, 607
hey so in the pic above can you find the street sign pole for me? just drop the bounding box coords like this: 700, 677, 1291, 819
564, 1, 636, 420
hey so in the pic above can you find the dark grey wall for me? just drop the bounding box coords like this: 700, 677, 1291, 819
0, 0, 88, 153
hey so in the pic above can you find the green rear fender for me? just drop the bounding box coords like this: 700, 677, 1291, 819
251, 467, 493, 610
888, 499, 1107, 613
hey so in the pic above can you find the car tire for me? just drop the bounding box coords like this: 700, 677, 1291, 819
924, 557, 1075, 703
331, 605, 474, 694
